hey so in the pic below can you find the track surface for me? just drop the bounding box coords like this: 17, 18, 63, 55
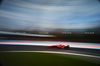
0, 44, 100, 56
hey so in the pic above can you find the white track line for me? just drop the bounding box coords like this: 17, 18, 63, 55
0, 42, 100, 49
0, 51, 100, 58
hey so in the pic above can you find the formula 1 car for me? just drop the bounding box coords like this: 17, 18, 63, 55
49, 44, 70, 49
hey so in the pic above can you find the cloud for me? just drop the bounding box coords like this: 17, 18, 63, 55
0, 0, 100, 30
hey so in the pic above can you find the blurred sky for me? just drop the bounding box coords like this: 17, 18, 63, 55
0, 0, 100, 31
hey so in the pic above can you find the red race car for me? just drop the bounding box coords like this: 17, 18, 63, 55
49, 44, 70, 49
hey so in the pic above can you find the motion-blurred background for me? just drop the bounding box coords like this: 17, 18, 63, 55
0, 0, 100, 43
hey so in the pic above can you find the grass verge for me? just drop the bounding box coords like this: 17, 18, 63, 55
0, 52, 99, 66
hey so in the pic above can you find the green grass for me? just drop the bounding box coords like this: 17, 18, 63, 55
0, 52, 99, 66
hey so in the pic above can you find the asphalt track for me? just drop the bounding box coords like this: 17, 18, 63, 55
0, 44, 100, 56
